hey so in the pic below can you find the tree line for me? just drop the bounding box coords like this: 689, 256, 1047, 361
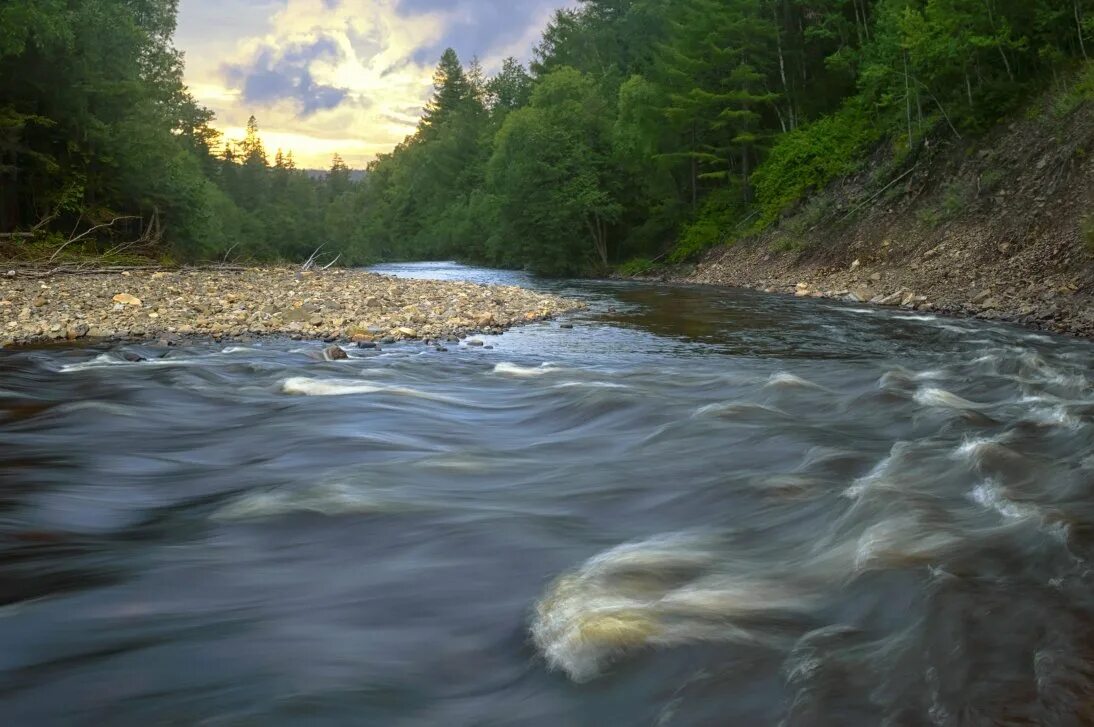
1, 0, 1090, 272
351, 0, 1092, 274
0, 0, 358, 265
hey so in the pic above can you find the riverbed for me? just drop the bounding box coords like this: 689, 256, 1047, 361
1, 262, 1092, 724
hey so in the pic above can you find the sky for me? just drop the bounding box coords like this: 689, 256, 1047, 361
175, 0, 570, 169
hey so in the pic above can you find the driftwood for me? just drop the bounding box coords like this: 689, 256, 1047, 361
3, 263, 252, 279
47, 216, 140, 263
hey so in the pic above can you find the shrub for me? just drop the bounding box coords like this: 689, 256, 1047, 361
940, 180, 971, 216
616, 257, 656, 276
1053, 61, 1094, 118
668, 188, 744, 262
752, 100, 883, 225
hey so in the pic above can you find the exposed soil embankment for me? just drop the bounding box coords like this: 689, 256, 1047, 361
676, 94, 1094, 338
0, 267, 582, 347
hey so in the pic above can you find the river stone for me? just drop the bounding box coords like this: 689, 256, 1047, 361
324, 345, 349, 360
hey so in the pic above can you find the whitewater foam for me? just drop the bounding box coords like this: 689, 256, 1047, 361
914, 387, 986, 410
551, 381, 629, 390
853, 516, 963, 573
59, 354, 202, 372
969, 479, 1040, 521
843, 442, 910, 498
213, 481, 401, 520
531, 533, 814, 682
693, 402, 787, 419
280, 377, 458, 403
493, 362, 562, 377
765, 372, 828, 390
281, 377, 384, 396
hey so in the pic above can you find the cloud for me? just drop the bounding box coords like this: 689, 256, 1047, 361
225, 36, 350, 115
394, 0, 564, 66
177, 0, 570, 167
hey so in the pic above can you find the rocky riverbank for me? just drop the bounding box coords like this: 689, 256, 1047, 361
0, 267, 583, 347
679, 231, 1094, 338
657, 83, 1094, 339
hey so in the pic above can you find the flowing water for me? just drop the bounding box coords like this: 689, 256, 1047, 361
1, 262, 1093, 725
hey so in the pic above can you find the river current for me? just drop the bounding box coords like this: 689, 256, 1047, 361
1, 262, 1092, 725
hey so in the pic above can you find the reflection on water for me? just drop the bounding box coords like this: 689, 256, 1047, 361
0, 261, 1092, 724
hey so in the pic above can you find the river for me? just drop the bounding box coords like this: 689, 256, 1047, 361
1, 262, 1092, 725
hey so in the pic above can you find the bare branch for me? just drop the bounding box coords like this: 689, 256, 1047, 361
301, 244, 327, 271
221, 242, 240, 264
47, 216, 140, 263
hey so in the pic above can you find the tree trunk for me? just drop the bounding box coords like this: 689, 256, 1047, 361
773, 1, 795, 130
586, 216, 608, 268
1077, 0, 1089, 61
982, 0, 1014, 81
903, 50, 914, 143
852, 0, 864, 47
691, 156, 698, 211
741, 145, 752, 203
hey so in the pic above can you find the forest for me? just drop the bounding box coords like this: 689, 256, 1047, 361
1, 0, 1091, 273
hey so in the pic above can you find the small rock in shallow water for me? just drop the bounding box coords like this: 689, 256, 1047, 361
560, 323, 574, 329
356, 341, 378, 349
324, 345, 349, 360
122, 352, 145, 362
466, 339, 485, 347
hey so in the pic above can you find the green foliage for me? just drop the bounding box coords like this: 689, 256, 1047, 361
488, 67, 621, 275
979, 168, 1004, 193
0, 0, 365, 264
940, 179, 972, 216
752, 101, 882, 224
1053, 61, 1094, 117
916, 179, 972, 227
916, 206, 942, 227
669, 188, 745, 262
616, 257, 657, 277
3, 0, 1089, 270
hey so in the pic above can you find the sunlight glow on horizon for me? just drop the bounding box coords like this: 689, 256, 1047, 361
176, 0, 568, 169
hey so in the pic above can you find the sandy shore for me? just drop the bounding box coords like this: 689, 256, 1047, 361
0, 267, 583, 347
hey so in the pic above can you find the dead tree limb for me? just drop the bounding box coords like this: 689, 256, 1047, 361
47, 216, 140, 263
301, 244, 327, 271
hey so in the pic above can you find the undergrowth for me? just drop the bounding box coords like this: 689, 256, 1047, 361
616, 256, 656, 277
